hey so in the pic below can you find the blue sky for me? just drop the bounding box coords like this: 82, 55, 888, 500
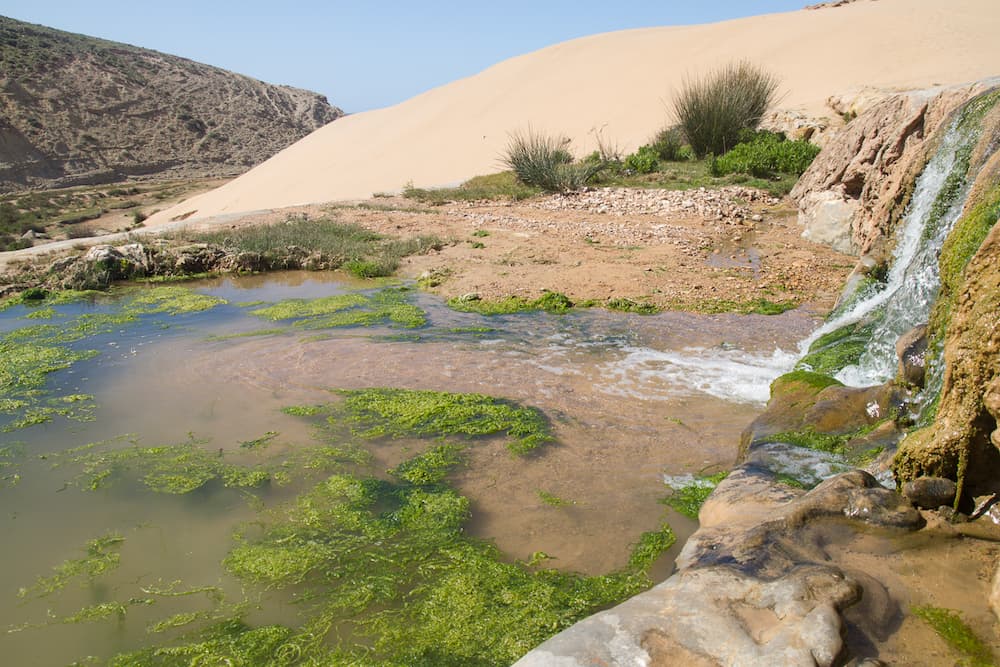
3, 1, 806, 112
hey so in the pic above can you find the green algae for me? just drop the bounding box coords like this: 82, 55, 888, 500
797, 320, 878, 376
604, 298, 659, 315
768, 428, 852, 456
23, 306, 56, 320
447, 291, 574, 315
125, 286, 227, 315
63, 386, 673, 666
0, 442, 23, 486
55, 435, 276, 494
663, 472, 729, 519
0, 285, 228, 431
929, 182, 1000, 347
770, 370, 844, 395
336, 387, 553, 455
18, 534, 124, 599
249, 294, 368, 321
389, 443, 465, 485
667, 297, 798, 315
912, 605, 995, 667
538, 489, 574, 507
205, 327, 289, 342
249, 288, 427, 329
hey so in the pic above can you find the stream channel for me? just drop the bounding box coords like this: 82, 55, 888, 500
0, 271, 822, 665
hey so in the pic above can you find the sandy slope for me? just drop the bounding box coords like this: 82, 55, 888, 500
148, 0, 1000, 225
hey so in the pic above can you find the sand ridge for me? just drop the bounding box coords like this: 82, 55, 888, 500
145, 0, 1000, 226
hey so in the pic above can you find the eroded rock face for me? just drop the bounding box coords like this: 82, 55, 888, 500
893, 219, 1000, 497
513, 466, 922, 667
791, 80, 999, 260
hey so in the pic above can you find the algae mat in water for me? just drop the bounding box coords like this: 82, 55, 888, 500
17, 388, 674, 666
0, 286, 227, 432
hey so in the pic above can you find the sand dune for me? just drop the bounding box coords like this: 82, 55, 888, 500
149, 0, 1000, 225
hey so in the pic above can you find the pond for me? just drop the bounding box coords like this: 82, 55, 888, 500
0, 273, 817, 666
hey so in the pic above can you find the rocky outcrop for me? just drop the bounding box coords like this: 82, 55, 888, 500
515, 467, 921, 667
791, 79, 999, 260
0, 15, 343, 191
0, 239, 380, 292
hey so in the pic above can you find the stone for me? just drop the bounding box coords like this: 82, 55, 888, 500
796, 189, 858, 255
895, 324, 928, 387
902, 476, 957, 509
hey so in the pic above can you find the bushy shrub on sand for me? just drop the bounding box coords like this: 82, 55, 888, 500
674, 61, 780, 157
503, 130, 604, 193
712, 130, 820, 177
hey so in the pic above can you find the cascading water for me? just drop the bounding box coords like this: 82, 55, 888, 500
821, 113, 982, 388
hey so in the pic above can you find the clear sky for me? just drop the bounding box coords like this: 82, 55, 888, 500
3, 1, 807, 113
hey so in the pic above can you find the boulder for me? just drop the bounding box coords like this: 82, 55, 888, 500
797, 189, 859, 254
902, 476, 958, 509
895, 324, 928, 387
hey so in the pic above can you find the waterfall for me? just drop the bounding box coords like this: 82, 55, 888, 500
810, 112, 981, 387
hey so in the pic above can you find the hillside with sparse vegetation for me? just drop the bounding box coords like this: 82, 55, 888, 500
0, 15, 343, 192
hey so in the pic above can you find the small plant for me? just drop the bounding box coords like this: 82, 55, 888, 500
132, 210, 147, 226
650, 126, 687, 162
502, 130, 604, 193
673, 60, 780, 157
624, 145, 659, 174
537, 490, 573, 507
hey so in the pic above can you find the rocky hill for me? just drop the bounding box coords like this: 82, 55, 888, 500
0, 15, 343, 192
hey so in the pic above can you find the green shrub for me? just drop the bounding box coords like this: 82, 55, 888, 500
624, 145, 660, 174
650, 126, 687, 161
673, 61, 780, 157
713, 132, 820, 177
503, 130, 604, 193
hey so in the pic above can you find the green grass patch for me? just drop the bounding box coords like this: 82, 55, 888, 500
190, 216, 443, 278
663, 472, 729, 519
912, 605, 995, 667
404, 172, 541, 204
